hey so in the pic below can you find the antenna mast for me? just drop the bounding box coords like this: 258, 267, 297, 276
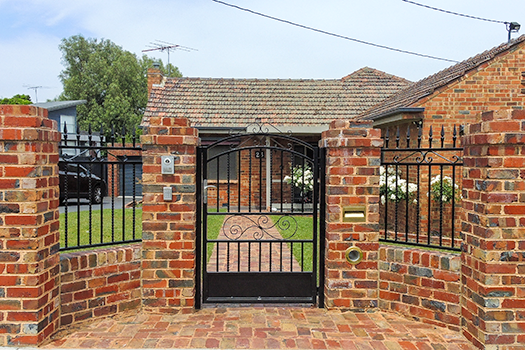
24, 85, 48, 103
142, 40, 197, 76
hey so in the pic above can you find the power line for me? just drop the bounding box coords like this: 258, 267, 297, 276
211, 0, 459, 63
401, 0, 506, 24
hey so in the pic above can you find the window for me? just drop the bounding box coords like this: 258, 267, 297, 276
207, 146, 238, 180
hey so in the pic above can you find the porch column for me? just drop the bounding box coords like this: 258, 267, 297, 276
0, 105, 61, 346
141, 116, 199, 313
461, 109, 525, 349
321, 120, 382, 309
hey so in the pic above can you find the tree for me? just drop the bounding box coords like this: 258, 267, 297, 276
0, 94, 32, 105
59, 35, 182, 136
140, 55, 182, 78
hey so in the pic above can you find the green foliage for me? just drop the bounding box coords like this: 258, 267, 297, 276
0, 94, 32, 105
58, 35, 182, 136
429, 175, 462, 203
140, 55, 182, 78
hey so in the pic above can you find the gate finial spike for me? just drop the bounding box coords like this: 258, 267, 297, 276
63, 122, 68, 141
406, 125, 411, 148
396, 126, 400, 149
453, 125, 457, 147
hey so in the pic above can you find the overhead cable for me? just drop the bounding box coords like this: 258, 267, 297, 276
211, 0, 459, 63
401, 0, 507, 24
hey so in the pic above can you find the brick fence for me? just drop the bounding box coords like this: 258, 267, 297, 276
59, 244, 141, 327
0, 105, 61, 346
0, 106, 524, 349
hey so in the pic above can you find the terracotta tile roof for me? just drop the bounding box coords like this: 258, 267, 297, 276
143, 67, 411, 128
359, 35, 525, 121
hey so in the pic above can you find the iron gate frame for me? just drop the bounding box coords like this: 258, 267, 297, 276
196, 125, 326, 308
58, 125, 142, 251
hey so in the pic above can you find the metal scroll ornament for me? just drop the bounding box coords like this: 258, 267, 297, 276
221, 215, 298, 240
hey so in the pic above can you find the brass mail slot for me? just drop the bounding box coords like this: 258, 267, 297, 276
342, 206, 366, 222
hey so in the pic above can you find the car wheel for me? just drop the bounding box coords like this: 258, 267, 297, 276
91, 186, 103, 204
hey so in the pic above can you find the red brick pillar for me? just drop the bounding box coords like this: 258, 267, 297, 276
141, 116, 198, 313
0, 105, 61, 346
321, 120, 382, 309
461, 109, 525, 349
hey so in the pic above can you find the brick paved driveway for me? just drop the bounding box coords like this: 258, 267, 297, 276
43, 307, 474, 349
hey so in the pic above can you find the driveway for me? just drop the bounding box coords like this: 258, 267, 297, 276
59, 196, 142, 213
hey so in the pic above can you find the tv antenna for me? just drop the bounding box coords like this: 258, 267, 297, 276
142, 40, 197, 76
23, 85, 50, 103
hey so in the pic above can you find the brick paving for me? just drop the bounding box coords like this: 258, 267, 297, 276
42, 307, 475, 349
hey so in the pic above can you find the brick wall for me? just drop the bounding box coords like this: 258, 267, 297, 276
141, 116, 198, 313
321, 120, 382, 310
59, 244, 141, 327
414, 41, 525, 143
461, 109, 525, 349
379, 245, 461, 330
0, 105, 61, 346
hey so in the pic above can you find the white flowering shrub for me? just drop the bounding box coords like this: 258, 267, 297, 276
284, 164, 314, 192
380, 166, 418, 205
428, 175, 462, 203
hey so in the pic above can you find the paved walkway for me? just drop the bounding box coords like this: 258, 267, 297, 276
42, 307, 474, 349
207, 215, 301, 272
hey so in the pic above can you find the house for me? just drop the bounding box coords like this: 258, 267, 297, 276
359, 35, 525, 139
358, 35, 525, 247
32, 100, 92, 157
144, 67, 411, 207
32, 100, 86, 133
145, 67, 411, 135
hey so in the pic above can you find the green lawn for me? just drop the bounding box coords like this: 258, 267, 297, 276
60, 208, 142, 250
271, 215, 316, 271
204, 212, 318, 270
206, 211, 227, 261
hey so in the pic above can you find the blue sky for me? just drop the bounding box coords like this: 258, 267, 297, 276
0, 0, 523, 102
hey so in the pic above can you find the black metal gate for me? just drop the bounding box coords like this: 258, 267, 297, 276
196, 125, 325, 307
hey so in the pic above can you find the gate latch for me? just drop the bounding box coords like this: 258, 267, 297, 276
203, 179, 217, 204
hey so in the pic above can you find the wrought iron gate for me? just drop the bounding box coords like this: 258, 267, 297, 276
196, 125, 325, 307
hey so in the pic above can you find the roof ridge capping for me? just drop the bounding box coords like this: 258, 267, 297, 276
341, 66, 412, 85
358, 34, 525, 121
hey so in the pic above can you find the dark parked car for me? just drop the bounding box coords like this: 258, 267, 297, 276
59, 161, 106, 204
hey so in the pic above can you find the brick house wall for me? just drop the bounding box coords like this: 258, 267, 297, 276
205, 135, 319, 209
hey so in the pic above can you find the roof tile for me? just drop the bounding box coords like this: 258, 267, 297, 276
359, 35, 525, 120
143, 67, 411, 128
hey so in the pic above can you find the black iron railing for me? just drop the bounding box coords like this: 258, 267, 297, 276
58, 124, 142, 251
380, 124, 463, 251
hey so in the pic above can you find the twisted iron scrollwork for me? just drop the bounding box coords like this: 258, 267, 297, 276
221, 215, 298, 240
394, 150, 462, 165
